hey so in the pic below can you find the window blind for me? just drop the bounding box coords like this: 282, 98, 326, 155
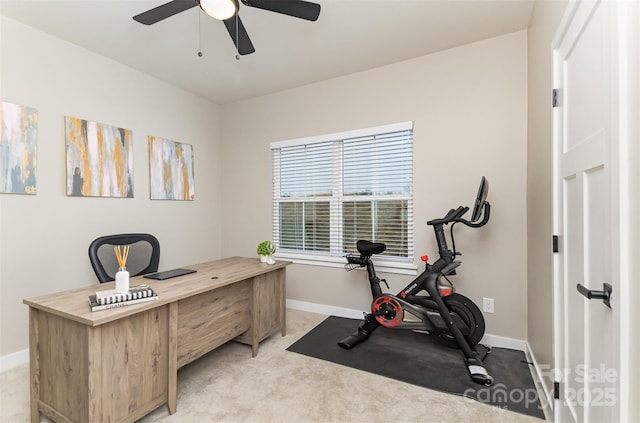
271, 122, 413, 269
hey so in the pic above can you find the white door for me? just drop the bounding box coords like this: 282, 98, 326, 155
552, 0, 620, 422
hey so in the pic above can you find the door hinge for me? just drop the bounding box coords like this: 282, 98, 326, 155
552, 89, 560, 107
553, 235, 559, 253
554, 381, 560, 399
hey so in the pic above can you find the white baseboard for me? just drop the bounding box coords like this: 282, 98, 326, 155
0, 348, 29, 372
286, 299, 528, 352
286, 299, 365, 320
526, 342, 554, 419
480, 333, 528, 351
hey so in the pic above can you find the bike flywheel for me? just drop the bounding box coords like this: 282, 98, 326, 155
372, 295, 403, 327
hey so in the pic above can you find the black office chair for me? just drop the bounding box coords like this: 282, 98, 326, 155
88, 233, 160, 283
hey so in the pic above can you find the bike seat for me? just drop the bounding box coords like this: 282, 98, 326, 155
356, 240, 387, 256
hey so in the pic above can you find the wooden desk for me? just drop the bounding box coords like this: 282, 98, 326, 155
23, 256, 289, 423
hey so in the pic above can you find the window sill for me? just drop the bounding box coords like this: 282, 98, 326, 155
274, 252, 418, 276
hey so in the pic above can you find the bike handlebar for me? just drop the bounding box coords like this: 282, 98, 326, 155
453, 206, 469, 219
344, 254, 365, 271
455, 202, 490, 228
443, 208, 459, 221
427, 202, 490, 228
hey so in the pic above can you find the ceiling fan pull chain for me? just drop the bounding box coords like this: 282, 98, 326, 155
235, 15, 240, 60
197, 10, 203, 57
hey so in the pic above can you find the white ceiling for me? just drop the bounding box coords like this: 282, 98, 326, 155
1, 0, 534, 104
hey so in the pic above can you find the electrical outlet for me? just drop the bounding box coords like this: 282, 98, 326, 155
482, 297, 495, 314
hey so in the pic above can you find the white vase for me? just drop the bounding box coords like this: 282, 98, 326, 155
260, 255, 268, 263
115, 267, 130, 293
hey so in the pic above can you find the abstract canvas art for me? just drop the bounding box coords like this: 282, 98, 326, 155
65, 116, 133, 197
1, 101, 38, 195
149, 136, 195, 200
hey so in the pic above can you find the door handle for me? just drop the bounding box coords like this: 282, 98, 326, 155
576, 283, 612, 308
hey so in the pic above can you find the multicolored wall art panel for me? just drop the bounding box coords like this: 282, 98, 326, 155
149, 136, 195, 200
65, 116, 134, 197
1, 101, 38, 195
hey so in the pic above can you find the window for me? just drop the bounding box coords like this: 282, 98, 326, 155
271, 122, 414, 273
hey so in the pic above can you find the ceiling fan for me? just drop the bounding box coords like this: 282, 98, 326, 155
133, 0, 321, 56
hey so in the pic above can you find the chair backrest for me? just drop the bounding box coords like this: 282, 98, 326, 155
88, 233, 160, 283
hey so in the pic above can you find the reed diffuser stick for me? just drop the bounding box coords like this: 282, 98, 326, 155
114, 245, 131, 293
114, 245, 130, 268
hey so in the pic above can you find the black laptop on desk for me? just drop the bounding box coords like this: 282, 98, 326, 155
144, 268, 196, 280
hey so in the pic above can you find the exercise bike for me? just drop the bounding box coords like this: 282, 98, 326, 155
338, 176, 494, 386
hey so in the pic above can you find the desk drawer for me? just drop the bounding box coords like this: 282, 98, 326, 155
176, 280, 251, 367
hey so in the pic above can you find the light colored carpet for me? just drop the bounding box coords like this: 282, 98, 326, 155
1, 309, 547, 422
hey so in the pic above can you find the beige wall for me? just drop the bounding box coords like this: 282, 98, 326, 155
0, 17, 223, 357
525, 0, 568, 400
221, 31, 529, 340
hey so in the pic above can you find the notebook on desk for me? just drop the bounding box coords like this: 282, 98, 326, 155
143, 268, 197, 280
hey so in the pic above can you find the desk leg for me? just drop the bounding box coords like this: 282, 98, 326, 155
250, 285, 259, 357
87, 326, 103, 421
28, 308, 40, 423
168, 302, 178, 414
280, 275, 286, 337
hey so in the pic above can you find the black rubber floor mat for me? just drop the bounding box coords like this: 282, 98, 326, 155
287, 316, 545, 419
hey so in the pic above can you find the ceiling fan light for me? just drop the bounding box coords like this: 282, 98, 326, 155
200, 0, 237, 20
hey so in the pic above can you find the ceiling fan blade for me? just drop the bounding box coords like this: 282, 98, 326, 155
241, 0, 320, 21
223, 15, 256, 55
133, 0, 199, 25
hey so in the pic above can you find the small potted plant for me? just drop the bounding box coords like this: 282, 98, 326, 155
257, 240, 276, 264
